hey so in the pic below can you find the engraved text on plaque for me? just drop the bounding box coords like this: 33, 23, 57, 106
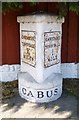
21, 31, 36, 67
44, 31, 61, 67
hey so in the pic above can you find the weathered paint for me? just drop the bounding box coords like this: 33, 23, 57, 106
44, 31, 61, 67
21, 31, 36, 67
17, 14, 64, 83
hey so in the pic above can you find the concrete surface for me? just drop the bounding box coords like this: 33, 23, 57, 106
1, 91, 78, 119
18, 72, 62, 103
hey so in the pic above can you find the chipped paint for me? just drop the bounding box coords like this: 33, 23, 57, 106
44, 31, 61, 67
21, 31, 36, 67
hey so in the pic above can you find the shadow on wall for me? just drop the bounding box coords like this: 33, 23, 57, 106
1, 91, 77, 118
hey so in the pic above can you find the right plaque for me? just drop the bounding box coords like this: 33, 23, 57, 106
44, 31, 61, 67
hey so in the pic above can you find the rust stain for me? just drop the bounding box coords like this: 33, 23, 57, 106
44, 31, 61, 67
21, 30, 36, 67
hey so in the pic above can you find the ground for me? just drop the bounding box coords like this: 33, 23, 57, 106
1, 91, 78, 119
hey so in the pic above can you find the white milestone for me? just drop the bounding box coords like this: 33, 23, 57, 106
17, 12, 64, 103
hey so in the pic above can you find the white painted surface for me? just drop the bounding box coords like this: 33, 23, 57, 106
17, 14, 64, 102
17, 14, 64, 23
0, 64, 20, 82
18, 14, 64, 83
61, 63, 78, 78
20, 23, 62, 83
77, 63, 79, 78
18, 72, 62, 103
0, 63, 79, 82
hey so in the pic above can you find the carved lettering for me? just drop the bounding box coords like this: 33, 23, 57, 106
44, 32, 61, 67
54, 88, 58, 95
21, 87, 59, 98
21, 31, 36, 67
27, 91, 34, 97
22, 88, 27, 95
47, 90, 53, 98
37, 91, 44, 98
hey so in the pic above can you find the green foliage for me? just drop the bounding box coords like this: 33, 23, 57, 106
30, 0, 38, 5
2, 2, 23, 12
2, 2, 79, 17
58, 2, 79, 18
58, 2, 68, 18
69, 2, 79, 14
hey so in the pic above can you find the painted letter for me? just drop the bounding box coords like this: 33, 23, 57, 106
37, 91, 44, 98
27, 91, 34, 97
22, 88, 26, 95
47, 90, 53, 98
54, 88, 58, 95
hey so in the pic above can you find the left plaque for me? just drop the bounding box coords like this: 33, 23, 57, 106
21, 30, 36, 67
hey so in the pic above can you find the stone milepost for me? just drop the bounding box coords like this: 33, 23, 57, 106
17, 13, 64, 103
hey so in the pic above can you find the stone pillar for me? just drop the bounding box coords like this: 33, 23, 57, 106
17, 13, 64, 103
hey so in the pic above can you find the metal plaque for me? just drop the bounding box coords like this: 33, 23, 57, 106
44, 31, 61, 67
21, 30, 36, 67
